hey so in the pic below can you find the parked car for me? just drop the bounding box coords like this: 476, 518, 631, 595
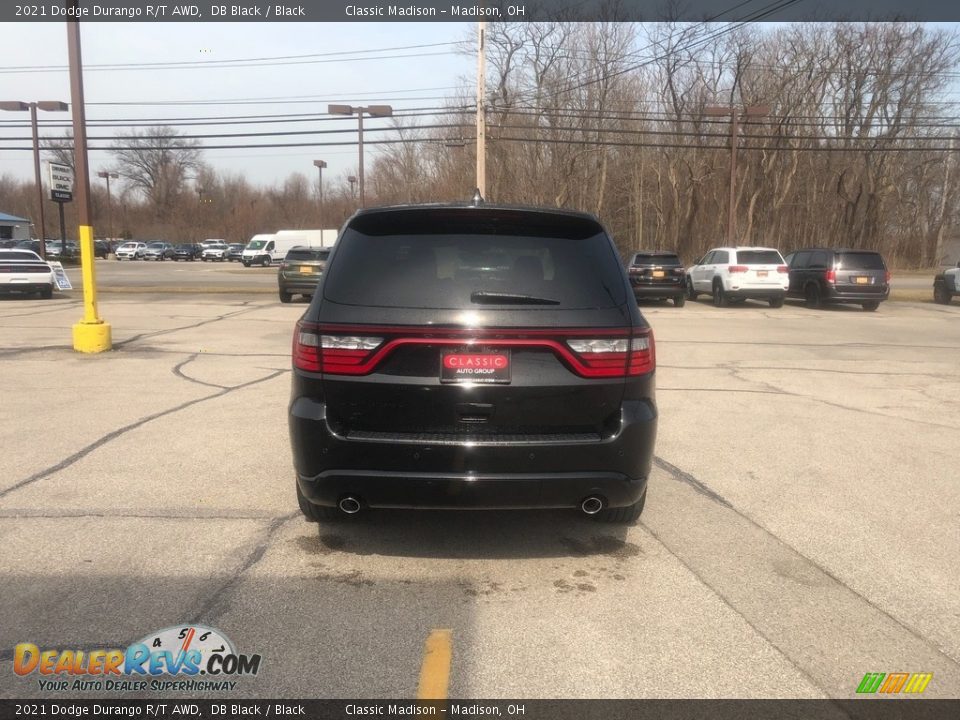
143, 242, 175, 261
15, 239, 42, 254
115, 241, 147, 260
46, 242, 79, 261
686, 246, 789, 307
171, 244, 200, 261
626, 250, 686, 307
226, 243, 245, 262
783, 248, 889, 311
289, 203, 657, 524
0, 249, 55, 299
94, 240, 111, 259
278, 246, 331, 303
933, 261, 960, 305
201, 241, 229, 262
0, 239, 19, 249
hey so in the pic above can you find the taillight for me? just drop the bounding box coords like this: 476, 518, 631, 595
884, 270, 891, 283
777, 265, 788, 273
293, 322, 384, 374
673, 267, 685, 275
566, 332, 655, 377
825, 270, 836, 284
728, 265, 748, 273
279, 262, 288, 270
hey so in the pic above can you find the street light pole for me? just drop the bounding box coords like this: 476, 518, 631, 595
476, 20, 487, 199
0, 100, 69, 258
328, 104, 393, 208
313, 159, 327, 231
704, 104, 771, 245
97, 171, 118, 242
347, 175, 357, 200
67, 6, 111, 353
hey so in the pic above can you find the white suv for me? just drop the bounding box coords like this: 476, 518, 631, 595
686, 246, 789, 307
115, 241, 147, 260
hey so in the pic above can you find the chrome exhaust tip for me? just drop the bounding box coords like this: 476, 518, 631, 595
581, 496, 604, 515
338, 496, 362, 514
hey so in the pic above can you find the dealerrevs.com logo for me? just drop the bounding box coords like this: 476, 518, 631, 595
14, 625, 261, 693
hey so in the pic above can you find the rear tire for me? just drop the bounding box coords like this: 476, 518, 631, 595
594, 489, 646, 524
862, 300, 880, 312
804, 283, 821, 309
40, 286, 53, 299
279, 290, 292, 304
686, 276, 698, 300
713, 280, 728, 308
769, 295, 785, 308
673, 294, 686, 308
296, 481, 342, 522
933, 284, 950, 305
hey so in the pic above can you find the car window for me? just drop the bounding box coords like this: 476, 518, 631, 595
838, 252, 885, 270
713, 250, 729, 264
792, 251, 811, 268
1, 251, 42, 261
325, 210, 625, 310
285, 249, 329, 262
699, 252, 714, 265
810, 251, 829, 268
266, 242, 275, 251
736, 250, 783, 265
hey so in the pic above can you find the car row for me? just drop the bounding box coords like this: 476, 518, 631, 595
628, 245, 891, 311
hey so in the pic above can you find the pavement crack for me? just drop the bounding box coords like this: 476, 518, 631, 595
0, 369, 288, 500
112, 304, 267, 349
653, 456, 733, 508
173, 353, 230, 389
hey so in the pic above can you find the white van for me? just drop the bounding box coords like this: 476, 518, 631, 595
241, 229, 335, 267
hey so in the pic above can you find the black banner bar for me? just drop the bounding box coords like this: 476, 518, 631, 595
2, 700, 960, 720
3, 0, 960, 23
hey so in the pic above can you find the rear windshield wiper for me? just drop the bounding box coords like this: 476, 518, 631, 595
470, 290, 561, 305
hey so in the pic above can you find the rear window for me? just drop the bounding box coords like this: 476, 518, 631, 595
1, 251, 42, 262
736, 250, 783, 265
285, 248, 330, 262
324, 209, 626, 310
838, 252, 885, 270
633, 253, 681, 266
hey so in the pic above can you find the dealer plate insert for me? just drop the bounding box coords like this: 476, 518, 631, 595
440, 349, 511, 384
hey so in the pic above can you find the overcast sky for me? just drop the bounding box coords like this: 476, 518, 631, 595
0, 22, 476, 190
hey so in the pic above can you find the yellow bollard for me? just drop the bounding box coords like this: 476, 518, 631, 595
72, 224, 112, 353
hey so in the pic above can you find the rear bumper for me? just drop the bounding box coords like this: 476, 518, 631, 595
290, 398, 657, 509
823, 287, 890, 303
0, 280, 52, 292
726, 287, 786, 299
279, 276, 322, 293
632, 283, 684, 298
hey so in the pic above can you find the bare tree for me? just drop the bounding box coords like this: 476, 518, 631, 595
110, 126, 203, 217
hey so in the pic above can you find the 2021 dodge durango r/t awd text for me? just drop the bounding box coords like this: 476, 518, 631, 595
289, 204, 658, 523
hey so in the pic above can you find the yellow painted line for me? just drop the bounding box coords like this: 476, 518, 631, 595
416, 629, 453, 700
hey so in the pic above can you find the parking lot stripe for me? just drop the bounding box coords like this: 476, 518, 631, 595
416, 629, 453, 700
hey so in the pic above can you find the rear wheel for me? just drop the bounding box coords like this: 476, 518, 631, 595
673, 294, 686, 308
768, 295, 785, 308
804, 283, 821, 309
296, 481, 342, 522
862, 300, 880, 312
686, 276, 698, 300
40, 285, 53, 299
933, 284, 951, 305
712, 279, 728, 307
594, 489, 646, 524
279, 290, 292, 303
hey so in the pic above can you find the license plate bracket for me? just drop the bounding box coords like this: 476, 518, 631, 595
441, 348, 511, 384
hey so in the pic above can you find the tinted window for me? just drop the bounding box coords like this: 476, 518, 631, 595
792, 251, 812, 269
1, 251, 42, 261
810, 251, 829, 268
285, 248, 330, 262
839, 252, 885, 270
633, 253, 682, 266
713, 250, 729, 264
325, 210, 625, 310
736, 250, 783, 265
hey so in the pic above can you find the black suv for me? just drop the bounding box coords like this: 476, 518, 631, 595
627, 251, 686, 306
289, 204, 658, 523
172, 244, 200, 261
784, 248, 890, 311
278, 246, 331, 303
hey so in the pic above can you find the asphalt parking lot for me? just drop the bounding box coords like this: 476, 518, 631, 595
2, 277, 959, 699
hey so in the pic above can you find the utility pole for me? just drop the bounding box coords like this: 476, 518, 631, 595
67, 6, 111, 353
476, 20, 487, 199
98, 171, 118, 242
704, 104, 770, 245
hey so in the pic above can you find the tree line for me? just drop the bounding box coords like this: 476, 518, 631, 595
1, 22, 957, 267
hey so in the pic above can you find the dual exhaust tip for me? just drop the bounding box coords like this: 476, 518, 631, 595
338, 495, 605, 515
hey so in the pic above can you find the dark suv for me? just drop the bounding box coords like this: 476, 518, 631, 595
278, 246, 331, 303
289, 204, 658, 523
627, 251, 686, 306
784, 248, 890, 311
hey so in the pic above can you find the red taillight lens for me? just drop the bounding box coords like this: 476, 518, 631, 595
280, 262, 288, 270
728, 265, 748, 273
292, 321, 321, 372
673, 267, 685, 275
825, 270, 836, 284
884, 270, 891, 283
777, 265, 788, 273
566, 332, 655, 377
293, 322, 385, 374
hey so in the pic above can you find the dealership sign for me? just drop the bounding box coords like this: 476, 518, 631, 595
47, 162, 73, 202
